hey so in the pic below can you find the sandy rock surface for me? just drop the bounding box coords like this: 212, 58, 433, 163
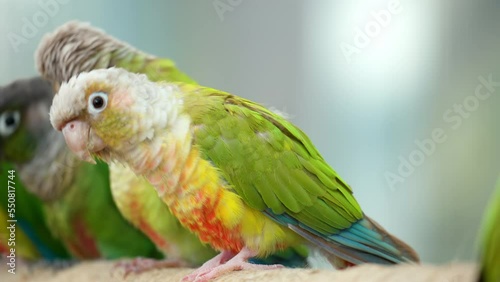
0, 260, 478, 282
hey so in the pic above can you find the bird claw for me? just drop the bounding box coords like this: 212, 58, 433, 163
192, 262, 283, 282
182, 248, 283, 282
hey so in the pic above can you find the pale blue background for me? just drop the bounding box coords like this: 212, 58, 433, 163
0, 0, 499, 264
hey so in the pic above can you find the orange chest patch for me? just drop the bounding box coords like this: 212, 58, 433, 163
169, 190, 244, 253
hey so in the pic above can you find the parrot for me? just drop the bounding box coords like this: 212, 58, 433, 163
35, 20, 308, 271
478, 178, 500, 282
0, 162, 69, 261
49, 68, 420, 281
0, 76, 162, 260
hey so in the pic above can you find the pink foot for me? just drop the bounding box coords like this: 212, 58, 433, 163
183, 248, 283, 282
114, 257, 189, 277
182, 251, 236, 282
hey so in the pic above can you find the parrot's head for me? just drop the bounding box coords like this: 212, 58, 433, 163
50, 67, 183, 166
35, 20, 134, 85
0, 77, 54, 162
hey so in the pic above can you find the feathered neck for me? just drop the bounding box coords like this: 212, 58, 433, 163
95, 81, 192, 186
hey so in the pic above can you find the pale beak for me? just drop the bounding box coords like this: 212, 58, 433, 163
61, 120, 106, 164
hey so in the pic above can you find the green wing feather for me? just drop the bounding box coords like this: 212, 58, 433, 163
183, 86, 363, 235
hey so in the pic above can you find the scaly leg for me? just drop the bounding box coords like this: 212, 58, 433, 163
182, 251, 236, 281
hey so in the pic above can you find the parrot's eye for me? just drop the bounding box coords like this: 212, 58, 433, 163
88, 92, 108, 114
0, 110, 21, 137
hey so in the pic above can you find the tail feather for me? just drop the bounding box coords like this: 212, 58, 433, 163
336, 230, 401, 261
289, 214, 419, 266
350, 223, 399, 254
289, 224, 395, 265
363, 215, 420, 263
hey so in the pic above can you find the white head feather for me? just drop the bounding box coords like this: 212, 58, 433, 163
50, 68, 186, 156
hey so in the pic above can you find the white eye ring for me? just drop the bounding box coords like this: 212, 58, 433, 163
88, 92, 108, 115
0, 110, 21, 137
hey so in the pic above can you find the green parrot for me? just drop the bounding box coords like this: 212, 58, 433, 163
36, 21, 308, 271
0, 162, 69, 261
49, 68, 420, 281
0, 76, 161, 260
478, 179, 500, 282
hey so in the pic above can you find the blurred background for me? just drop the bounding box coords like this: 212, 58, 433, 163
0, 0, 498, 264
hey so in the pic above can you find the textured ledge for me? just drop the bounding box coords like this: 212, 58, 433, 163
0, 260, 478, 282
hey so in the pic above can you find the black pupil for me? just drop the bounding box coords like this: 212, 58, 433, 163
5, 115, 15, 126
92, 96, 104, 108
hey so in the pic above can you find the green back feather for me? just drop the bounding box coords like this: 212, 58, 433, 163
112, 50, 197, 85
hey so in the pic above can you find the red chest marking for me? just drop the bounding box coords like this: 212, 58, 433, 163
174, 190, 243, 253
68, 217, 100, 259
